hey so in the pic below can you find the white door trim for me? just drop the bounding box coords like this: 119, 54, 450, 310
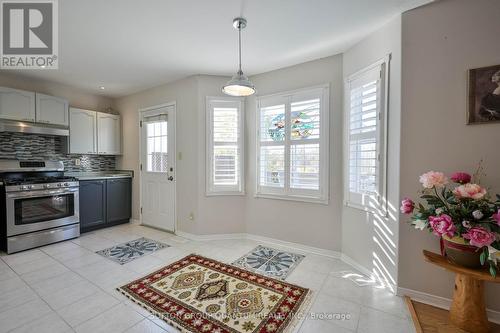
138, 101, 177, 233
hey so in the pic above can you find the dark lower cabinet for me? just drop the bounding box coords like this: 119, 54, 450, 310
79, 178, 132, 233
79, 180, 106, 231
106, 178, 131, 224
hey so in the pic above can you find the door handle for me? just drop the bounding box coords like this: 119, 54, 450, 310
168, 176, 174, 181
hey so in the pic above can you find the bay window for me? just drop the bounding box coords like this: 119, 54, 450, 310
256, 85, 329, 203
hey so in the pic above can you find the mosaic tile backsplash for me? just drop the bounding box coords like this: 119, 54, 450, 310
0, 132, 115, 172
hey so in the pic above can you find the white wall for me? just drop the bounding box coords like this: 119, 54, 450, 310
341, 17, 402, 289
399, 0, 500, 311
245, 55, 344, 251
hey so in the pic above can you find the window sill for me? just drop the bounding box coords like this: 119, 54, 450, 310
205, 191, 246, 197
255, 193, 328, 205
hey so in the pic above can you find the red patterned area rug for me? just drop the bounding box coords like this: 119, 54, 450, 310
118, 254, 311, 333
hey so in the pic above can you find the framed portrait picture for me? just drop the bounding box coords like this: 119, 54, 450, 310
467, 64, 500, 124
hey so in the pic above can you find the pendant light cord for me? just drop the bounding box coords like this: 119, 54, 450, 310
238, 25, 242, 74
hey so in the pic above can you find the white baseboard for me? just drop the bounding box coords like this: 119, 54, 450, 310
245, 233, 341, 259
175, 230, 341, 259
397, 287, 500, 324
340, 254, 374, 279
129, 219, 141, 225
175, 231, 247, 241
340, 253, 397, 292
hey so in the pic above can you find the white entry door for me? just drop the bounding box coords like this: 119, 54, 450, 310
140, 104, 176, 232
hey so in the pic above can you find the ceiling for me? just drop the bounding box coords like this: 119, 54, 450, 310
0, 0, 432, 97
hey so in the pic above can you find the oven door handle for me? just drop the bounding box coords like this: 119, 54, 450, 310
6, 188, 79, 199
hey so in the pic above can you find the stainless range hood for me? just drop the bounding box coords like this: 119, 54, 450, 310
0, 119, 69, 136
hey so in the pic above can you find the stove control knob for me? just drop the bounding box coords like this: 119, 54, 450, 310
44, 184, 50, 189
21, 185, 29, 190
57, 183, 62, 187
27, 185, 33, 190
64, 182, 69, 186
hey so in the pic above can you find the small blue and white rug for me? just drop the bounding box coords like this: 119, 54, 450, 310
232, 245, 305, 280
96, 237, 169, 264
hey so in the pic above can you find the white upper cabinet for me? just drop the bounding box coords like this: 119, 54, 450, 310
69, 108, 97, 154
0, 87, 36, 122
35, 93, 69, 126
97, 113, 121, 155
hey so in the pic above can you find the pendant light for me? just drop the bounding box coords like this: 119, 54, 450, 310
222, 17, 256, 97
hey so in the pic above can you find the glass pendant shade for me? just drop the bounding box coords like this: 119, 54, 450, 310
222, 70, 256, 97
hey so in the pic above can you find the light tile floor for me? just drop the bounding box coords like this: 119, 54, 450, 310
0, 224, 415, 333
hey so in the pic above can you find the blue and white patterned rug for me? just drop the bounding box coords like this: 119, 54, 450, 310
232, 245, 305, 280
96, 238, 169, 264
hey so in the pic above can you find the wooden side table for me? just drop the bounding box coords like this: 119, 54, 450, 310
423, 250, 499, 333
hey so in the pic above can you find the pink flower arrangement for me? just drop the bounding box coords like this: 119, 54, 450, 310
400, 198, 415, 214
453, 183, 487, 200
450, 172, 472, 184
493, 210, 500, 226
402, 167, 500, 276
419, 171, 448, 189
463, 227, 496, 248
429, 214, 456, 238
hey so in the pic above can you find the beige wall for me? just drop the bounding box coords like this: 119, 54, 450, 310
342, 16, 402, 288
245, 55, 344, 251
114, 76, 200, 233
0, 73, 113, 111
196, 76, 246, 234
399, 0, 500, 310
114, 75, 247, 235
115, 56, 344, 250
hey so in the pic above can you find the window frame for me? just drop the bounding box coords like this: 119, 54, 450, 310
255, 84, 330, 204
344, 56, 390, 213
205, 96, 245, 196
143, 114, 169, 173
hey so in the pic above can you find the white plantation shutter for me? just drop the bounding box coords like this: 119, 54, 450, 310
290, 143, 320, 190
259, 100, 286, 189
345, 60, 388, 210
290, 97, 321, 191
206, 97, 244, 194
256, 86, 329, 202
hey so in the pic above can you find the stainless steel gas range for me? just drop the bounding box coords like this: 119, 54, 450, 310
0, 160, 80, 254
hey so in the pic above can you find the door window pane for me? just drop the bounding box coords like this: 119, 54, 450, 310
146, 120, 168, 172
